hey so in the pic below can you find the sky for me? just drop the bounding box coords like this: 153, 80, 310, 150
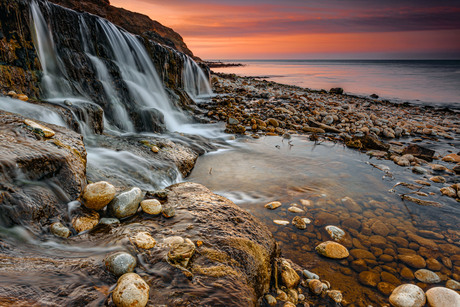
111, 0, 460, 60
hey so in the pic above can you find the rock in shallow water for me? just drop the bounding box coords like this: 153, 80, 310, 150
389, 284, 426, 307
425, 287, 460, 307
112, 273, 149, 307
50, 222, 71, 238
132, 232, 156, 249
265, 201, 282, 209
83, 181, 116, 210
105, 252, 137, 277
315, 241, 349, 259
167, 238, 195, 269
140, 199, 162, 215
108, 187, 145, 219
325, 225, 345, 241
24, 119, 55, 138
414, 269, 441, 284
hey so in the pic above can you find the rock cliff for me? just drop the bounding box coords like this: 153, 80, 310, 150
49, 0, 197, 59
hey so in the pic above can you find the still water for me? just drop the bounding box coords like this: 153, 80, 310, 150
188, 135, 460, 305
211, 60, 460, 110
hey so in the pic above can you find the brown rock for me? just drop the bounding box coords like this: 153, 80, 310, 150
358, 271, 380, 287
380, 254, 394, 262
112, 273, 149, 307
341, 197, 362, 212
402, 144, 435, 161
83, 181, 116, 210
381, 271, 401, 285
72, 210, 99, 233
399, 254, 426, 269
369, 235, 387, 248
314, 212, 340, 226
400, 267, 415, 280
351, 259, 368, 272
315, 241, 349, 259
342, 217, 361, 230
308, 279, 323, 295
350, 249, 376, 260
378, 282, 396, 296
281, 261, 300, 289
371, 221, 390, 236
426, 258, 442, 271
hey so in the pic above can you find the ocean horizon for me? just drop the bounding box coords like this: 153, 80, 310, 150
210, 59, 460, 110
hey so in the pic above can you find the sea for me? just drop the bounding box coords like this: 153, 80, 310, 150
210, 59, 460, 110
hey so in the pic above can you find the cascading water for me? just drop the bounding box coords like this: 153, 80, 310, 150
182, 54, 213, 101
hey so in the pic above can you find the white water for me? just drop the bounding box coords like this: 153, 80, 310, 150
182, 55, 213, 101
0, 97, 67, 127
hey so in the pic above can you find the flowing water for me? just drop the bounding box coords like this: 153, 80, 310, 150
0, 1, 459, 306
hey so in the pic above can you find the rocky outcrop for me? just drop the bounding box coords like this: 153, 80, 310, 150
0, 110, 86, 227
0, 182, 280, 306
0, 0, 41, 99
48, 0, 196, 59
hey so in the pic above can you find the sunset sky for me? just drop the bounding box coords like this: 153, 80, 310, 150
111, 0, 460, 60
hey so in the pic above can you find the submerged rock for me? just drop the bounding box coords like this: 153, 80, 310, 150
414, 269, 441, 283
108, 187, 145, 219
325, 225, 345, 241
315, 241, 349, 259
132, 232, 156, 249
105, 252, 137, 277
112, 273, 149, 307
71, 210, 99, 233
280, 260, 300, 289
50, 222, 71, 238
292, 216, 308, 229
265, 201, 282, 210
167, 238, 195, 269
83, 181, 116, 210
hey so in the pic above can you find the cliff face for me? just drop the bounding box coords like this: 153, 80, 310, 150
48, 0, 197, 59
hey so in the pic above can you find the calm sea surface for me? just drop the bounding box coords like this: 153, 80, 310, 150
211, 60, 460, 110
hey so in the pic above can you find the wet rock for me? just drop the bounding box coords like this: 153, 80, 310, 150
446, 279, 460, 290
162, 205, 176, 218
315, 241, 349, 259
378, 282, 396, 296
281, 260, 300, 289
108, 187, 145, 219
150, 189, 168, 199
430, 176, 446, 183
398, 254, 426, 269
72, 210, 99, 233
0, 112, 87, 228
17, 94, 29, 101
112, 273, 149, 307
292, 216, 308, 230
425, 287, 460, 307
82, 181, 116, 210
24, 119, 55, 138
303, 269, 319, 280
325, 225, 345, 241
381, 271, 401, 285
358, 271, 380, 287
50, 222, 71, 238
274, 220, 289, 225
288, 206, 304, 213
140, 199, 162, 215
452, 163, 460, 174
440, 187, 457, 197
351, 259, 368, 272
99, 217, 120, 226
342, 217, 361, 230
402, 144, 435, 161
167, 238, 195, 268
371, 221, 390, 236
341, 196, 362, 212
442, 153, 460, 163
314, 212, 339, 226
426, 258, 442, 271
389, 284, 426, 307
400, 267, 415, 280
132, 232, 156, 249
264, 201, 281, 210
150, 145, 160, 153
327, 290, 342, 303
329, 87, 343, 94
414, 269, 441, 283
265, 294, 277, 306
350, 249, 376, 260
105, 252, 137, 277
308, 279, 323, 295
402, 195, 442, 207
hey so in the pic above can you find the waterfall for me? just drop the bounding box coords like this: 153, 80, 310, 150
29, 0, 200, 134
182, 55, 213, 101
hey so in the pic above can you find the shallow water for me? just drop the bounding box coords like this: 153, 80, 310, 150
211, 60, 460, 110
188, 135, 460, 305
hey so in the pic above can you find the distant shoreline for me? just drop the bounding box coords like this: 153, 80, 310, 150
203, 61, 244, 68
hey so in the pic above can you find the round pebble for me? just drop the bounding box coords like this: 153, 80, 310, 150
105, 252, 137, 277
389, 284, 426, 307
83, 181, 116, 210
426, 287, 460, 307
140, 199, 162, 215
112, 273, 149, 307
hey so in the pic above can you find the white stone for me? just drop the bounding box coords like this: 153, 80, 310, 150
140, 199, 162, 215
414, 269, 441, 283
273, 220, 289, 225
389, 284, 426, 307
426, 287, 460, 307
325, 225, 345, 241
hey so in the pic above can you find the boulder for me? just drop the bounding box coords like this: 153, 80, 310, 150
425, 287, 460, 307
112, 273, 149, 307
389, 284, 426, 307
402, 144, 435, 161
